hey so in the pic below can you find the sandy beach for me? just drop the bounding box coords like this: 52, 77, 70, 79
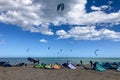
0, 65, 120, 80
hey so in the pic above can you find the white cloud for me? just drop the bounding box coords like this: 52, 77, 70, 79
91, 6, 101, 11
0, 0, 53, 35
29, 23, 54, 35
56, 30, 71, 39
91, 5, 112, 12
56, 26, 120, 41
0, 0, 119, 26
91, 5, 110, 11
40, 39, 48, 43
0, 0, 120, 40
67, 0, 120, 25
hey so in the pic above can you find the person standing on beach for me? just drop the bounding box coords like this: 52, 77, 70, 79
80, 60, 83, 66
90, 60, 93, 67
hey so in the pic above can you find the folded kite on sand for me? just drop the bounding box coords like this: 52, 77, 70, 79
68, 63, 76, 69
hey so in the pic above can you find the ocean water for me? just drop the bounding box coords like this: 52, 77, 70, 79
0, 57, 120, 65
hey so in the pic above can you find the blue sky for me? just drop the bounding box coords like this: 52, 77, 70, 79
0, 0, 120, 57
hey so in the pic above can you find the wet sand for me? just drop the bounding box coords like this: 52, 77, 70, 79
0, 65, 120, 80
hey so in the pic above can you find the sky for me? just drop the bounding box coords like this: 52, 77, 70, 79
0, 0, 120, 57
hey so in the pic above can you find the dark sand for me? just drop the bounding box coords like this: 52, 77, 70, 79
0, 65, 120, 80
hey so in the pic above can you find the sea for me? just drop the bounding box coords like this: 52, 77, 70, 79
0, 57, 120, 65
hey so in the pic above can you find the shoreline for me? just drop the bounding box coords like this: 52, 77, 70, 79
0, 57, 120, 65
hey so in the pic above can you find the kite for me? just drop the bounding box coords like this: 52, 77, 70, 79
57, 3, 64, 11
48, 46, 51, 50
26, 48, 30, 53
94, 49, 99, 56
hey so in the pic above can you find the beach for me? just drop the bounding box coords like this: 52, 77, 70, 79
0, 65, 120, 80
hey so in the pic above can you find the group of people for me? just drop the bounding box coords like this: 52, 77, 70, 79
27, 57, 94, 68
79, 60, 93, 67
